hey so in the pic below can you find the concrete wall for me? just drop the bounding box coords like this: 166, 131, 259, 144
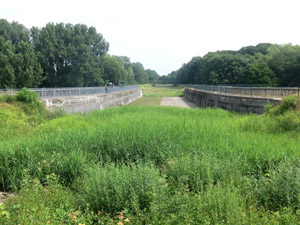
42, 88, 142, 114
185, 88, 281, 114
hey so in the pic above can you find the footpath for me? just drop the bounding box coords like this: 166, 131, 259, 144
160, 97, 197, 108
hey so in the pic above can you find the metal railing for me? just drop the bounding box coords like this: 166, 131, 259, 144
186, 84, 300, 98
0, 85, 140, 98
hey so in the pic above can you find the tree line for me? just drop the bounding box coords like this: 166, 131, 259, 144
161, 43, 300, 87
0, 19, 160, 88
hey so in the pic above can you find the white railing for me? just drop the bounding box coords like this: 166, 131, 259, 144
0, 85, 140, 98
186, 84, 300, 98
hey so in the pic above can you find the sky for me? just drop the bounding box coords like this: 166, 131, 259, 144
1, 0, 300, 75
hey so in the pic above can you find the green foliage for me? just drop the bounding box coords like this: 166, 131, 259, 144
0, 41, 16, 88
267, 44, 300, 86
254, 160, 300, 211
76, 163, 164, 214
0, 175, 98, 225
43, 107, 67, 120
141, 84, 184, 97
0, 204, 10, 221
0, 20, 42, 88
263, 103, 273, 114
31, 23, 109, 87
238, 43, 272, 56
0, 94, 16, 104
246, 62, 278, 86
162, 154, 240, 192
145, 69, 160, 84
265, 96, 298, 116
0, 102, 31, 141
16, 88, 44, 114
129, 97, 161, 106
272, 112, 300, 132
275, 96, 297, 115
244, 96, 300, 134
132, 62, 148, 84
102, 55, 127, 84
166, 43, 300, 87
0, 19, 158, 88
0, 146, 87, 191
1, 105, 300, 223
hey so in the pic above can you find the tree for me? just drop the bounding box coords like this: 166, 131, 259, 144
238, 43, 272, 56
158, 75, 169, 84
145, 69, 160, 84
0, 19, 29, 46
0, 19, 42, 88
0, 41, 15, 88
267, 44, 300, 86
174, 57, 202, 84
132, 62, 148, 84
14, 41, 43, 88
31, 23, 109, 87
102, 55, 127, 84
246, 63, 277, 86
200, 52, 251, 85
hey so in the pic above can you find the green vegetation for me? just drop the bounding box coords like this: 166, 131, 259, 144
129, 97, 161, 106
162, 43, 300, 87
1, 89, 300, 224
0, 88, 65, 141
141, 84, 184, 97
129, 84, 185, 106
244, 96, 300, 133
0, 19, 160, 88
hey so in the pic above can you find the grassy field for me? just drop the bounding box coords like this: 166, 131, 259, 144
129, 84, 185, 106
1, 89, 300, 224
141, 84, 185, 97
129, 97, 161, 106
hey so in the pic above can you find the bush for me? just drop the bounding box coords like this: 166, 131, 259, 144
254, 160, 300, 211
274, 112, 300, 132
16, 88, 44, 114
0, 95, 16, 104
265, 96, 298, 116
75, 162, 165, 214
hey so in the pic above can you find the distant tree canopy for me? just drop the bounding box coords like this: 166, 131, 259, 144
164, 43, 300, 87
0, 19, 159, 88
0, 19, 42, 88
1, 19, 299, 88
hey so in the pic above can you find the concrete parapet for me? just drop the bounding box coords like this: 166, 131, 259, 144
42, 88, 142, 114
184, 88, 281, 114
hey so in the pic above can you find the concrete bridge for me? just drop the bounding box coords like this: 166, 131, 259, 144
40, 86, 142, 114
184, 88, 281, 114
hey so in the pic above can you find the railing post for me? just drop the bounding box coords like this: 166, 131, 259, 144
265, 87, 266, 97
298, 87, 299, 98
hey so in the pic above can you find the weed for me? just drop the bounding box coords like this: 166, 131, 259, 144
0, 103, 300, 223
75, 162, 165, 214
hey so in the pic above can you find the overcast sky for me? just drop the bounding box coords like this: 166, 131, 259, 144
1, 0, 300, 75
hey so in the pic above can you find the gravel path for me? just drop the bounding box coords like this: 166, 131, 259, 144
160, 97, 197, 108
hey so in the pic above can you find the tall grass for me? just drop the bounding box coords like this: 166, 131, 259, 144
75, 162, 164, 214
1, 103, 300, 223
